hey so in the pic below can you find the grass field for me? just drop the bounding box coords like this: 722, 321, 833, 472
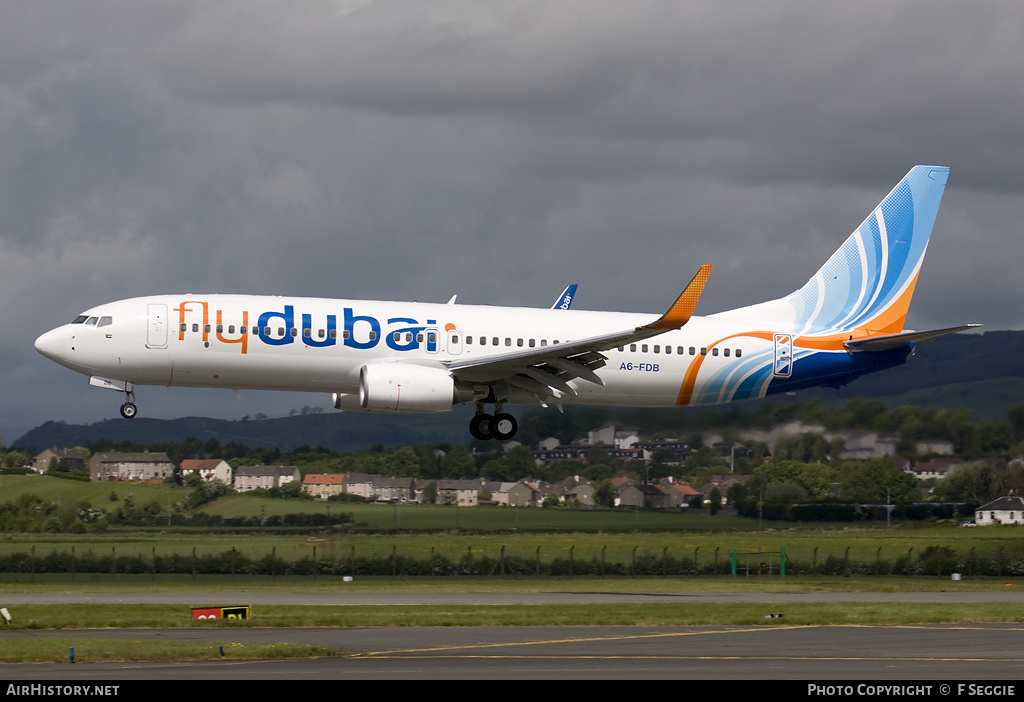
3, 525, 1023, 568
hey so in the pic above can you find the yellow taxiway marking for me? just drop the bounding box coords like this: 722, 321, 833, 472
354, 623, 1024, 659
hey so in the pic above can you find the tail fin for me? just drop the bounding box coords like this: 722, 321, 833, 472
717, 165, 950, 337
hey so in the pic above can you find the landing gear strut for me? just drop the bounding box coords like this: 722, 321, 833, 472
120, 390, 137, 419
469, 404, 518, 441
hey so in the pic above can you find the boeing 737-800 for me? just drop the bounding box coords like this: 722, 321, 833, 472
35, 166, 976, 441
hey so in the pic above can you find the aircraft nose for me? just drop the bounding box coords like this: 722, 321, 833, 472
34, 328, 66, 362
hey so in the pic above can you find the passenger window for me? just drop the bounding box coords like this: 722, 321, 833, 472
277, 327, 285, 337
678, 346, 684, 355
467, 336, 473, 344
700, 348, 707, 356
653, 345, 660, 353
665, 346, 671, 354
723, 348, 730, 357
630, 344, 637, 352
505, 338, 512, 347
736, 349, 742, 358
344, 330, 352, 340
318, 329, 325, 339
641, 344, 648, 353
304, 329, 312, 338
541, 340, 547, 346
180, 324, 187, 332
195, 324, 201, 333
517, 339, 524, 347
529, 339, 536, 347
228, 325, 235, 334
452, 335, 458, 344
712, 348, 718, 356
330, 329, 337, 339
493, 337, 499, 346
217, 325, 224, 333
393, 332, 401, 342
369, 331, 377, 341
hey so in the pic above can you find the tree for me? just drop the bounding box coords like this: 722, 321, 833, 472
708, 487, 722, 515
386, 447, 421, 478
441, 445, 475, 479
838, 458, 918, 503
592, 479, 617, 508
505, 446, 537, 481
421, 481, 438, 505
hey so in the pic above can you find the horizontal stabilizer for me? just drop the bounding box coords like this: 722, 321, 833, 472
843, 324, 981, 352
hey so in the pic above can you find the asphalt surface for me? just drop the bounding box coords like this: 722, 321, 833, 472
3, 590, 1024, 680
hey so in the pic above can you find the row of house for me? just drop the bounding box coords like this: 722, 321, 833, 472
298, 472, 735, 508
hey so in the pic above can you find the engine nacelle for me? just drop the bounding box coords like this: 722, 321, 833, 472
347, 363, 456, 414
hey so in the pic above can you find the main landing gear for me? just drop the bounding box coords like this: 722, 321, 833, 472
469, 405, 518, 441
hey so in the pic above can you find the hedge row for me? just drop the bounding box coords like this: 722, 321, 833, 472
1, 545, 1019, 577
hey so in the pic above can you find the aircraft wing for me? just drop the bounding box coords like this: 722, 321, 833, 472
446, 265, 712, 397
842, 324, 981, 352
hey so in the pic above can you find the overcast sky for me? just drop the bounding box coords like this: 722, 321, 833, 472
3, 1, 1023, 443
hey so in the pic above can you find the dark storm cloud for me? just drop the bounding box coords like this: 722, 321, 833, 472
2, 0, 1022, 440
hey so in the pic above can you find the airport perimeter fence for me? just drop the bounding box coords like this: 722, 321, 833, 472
1, 543, 1022, 579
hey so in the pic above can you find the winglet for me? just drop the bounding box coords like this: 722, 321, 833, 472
642, 264, 713, 331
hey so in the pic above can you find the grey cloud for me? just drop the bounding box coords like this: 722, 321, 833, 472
3, 0, 1022, 440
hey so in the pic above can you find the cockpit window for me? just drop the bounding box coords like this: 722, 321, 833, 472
72, 315, 88, 324
84, 317, 99, 326
97, 316, 113, 328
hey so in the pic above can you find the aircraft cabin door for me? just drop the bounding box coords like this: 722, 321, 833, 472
448, 330, 463, 355
773, 333, 793, 378
424, 328, 439, 354
146, 304, 168, 349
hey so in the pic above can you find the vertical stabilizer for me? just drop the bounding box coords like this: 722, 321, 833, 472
716, 165, 949, 338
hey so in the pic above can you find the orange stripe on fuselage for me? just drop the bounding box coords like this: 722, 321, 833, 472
676, 331, 774, 406
675, 273, 920, 406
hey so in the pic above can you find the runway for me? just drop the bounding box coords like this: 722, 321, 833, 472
3, 590, 1024, 679
4, 623, 1024, 680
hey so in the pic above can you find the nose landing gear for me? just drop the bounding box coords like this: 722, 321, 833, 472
119, 390, 137, 419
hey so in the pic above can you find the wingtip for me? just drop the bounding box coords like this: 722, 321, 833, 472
646, 264, 713, 330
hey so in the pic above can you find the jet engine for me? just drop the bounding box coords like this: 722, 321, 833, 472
333, 363, 458, 414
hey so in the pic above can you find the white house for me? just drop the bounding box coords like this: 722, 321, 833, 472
976, 495, 1024, 526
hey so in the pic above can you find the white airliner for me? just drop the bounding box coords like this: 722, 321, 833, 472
35, 166, 977, 441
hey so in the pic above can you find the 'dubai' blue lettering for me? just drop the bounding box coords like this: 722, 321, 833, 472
301, 313, 337, 347
258, 306, 295, 346
344, 308, 381, 349
386, 317, 426, 351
